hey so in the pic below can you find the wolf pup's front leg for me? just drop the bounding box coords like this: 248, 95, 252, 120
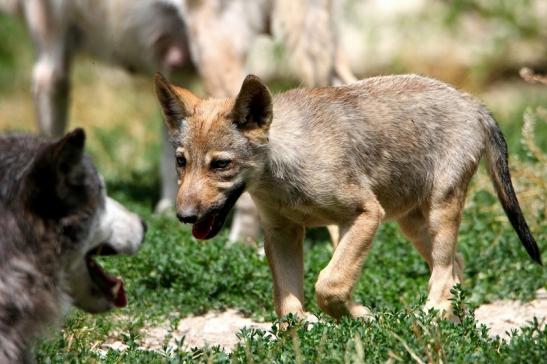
315, 195, 383, 319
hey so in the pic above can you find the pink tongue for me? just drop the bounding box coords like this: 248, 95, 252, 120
87, 258, 127, 307
113, 282, 127, 308
192, 215, 215, 240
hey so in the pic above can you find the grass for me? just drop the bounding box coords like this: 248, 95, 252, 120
32, 191, 546, 363
33, 160, 546, 363
0, 13, 545, 364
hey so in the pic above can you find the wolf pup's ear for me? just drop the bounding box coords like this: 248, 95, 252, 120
231, 75, 273, 132
154, 73, 198, 135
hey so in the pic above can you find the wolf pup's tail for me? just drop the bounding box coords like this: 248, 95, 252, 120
482, 111, 542, 265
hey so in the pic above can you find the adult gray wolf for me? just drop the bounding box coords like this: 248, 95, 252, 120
154, 73, 541, 321
3, 0, 189, 136
0, 129, 146, 362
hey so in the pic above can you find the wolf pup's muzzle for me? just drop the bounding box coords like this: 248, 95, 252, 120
178, 183, 245, 240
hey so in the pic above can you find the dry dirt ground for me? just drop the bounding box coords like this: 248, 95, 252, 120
99, 289, 546, 354
474, 288, 546, 338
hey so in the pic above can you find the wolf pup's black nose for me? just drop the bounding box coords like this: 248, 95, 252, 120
177, 210, 198, 224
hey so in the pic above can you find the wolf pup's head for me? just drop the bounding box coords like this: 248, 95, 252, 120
25, 129, 146, 313
154, 73, 272, 239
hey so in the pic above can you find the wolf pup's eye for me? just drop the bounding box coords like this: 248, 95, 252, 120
176, 155, 186, 168
211, 159, 231, 170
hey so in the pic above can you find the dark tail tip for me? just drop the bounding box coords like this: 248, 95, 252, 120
523, 234, 542, 265
486, 120, 543, 265
529, 245, 542, 266
503, 203, 542, 265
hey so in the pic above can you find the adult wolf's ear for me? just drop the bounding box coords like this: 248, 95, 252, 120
154, 72, 198, 135
33, 128, 85, 180
51, 128, 86, 175
27, 128, 87, 218
231, 75, 273, 132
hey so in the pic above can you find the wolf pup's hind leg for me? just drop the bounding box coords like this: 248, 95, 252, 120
423, 186, 468, 318
398, 208, 433, 268
398, 208, 466, 313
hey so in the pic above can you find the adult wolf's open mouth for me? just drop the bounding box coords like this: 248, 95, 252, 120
85, 244, 126, 307
190, 183, 245, 240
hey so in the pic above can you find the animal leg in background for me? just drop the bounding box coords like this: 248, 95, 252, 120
23, 0, 71, 137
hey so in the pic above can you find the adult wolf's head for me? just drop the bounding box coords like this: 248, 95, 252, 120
20, 129, 147, 312
154, 73, 272, 239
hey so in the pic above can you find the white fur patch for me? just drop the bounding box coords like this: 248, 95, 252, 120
96, 197, 145, 255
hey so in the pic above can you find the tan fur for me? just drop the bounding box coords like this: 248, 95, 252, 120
184, 0, 354, 97
155, 73, 540, 320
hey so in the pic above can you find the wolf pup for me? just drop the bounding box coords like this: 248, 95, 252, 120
0, 129, 146, 362
154, 73, 541, 321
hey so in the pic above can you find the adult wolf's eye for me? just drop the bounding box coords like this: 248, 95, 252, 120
211, 159, 231, 170
176, 155, 186, 168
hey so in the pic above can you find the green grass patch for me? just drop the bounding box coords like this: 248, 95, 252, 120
0, 14, 31, 90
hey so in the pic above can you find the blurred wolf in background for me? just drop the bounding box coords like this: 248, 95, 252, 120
184, 0, 354, 97
1, 0, 354, 243
1, 0, 189, 136
0, 129, 146, 363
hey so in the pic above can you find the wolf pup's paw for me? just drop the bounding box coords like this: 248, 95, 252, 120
349, 303, 373, 320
